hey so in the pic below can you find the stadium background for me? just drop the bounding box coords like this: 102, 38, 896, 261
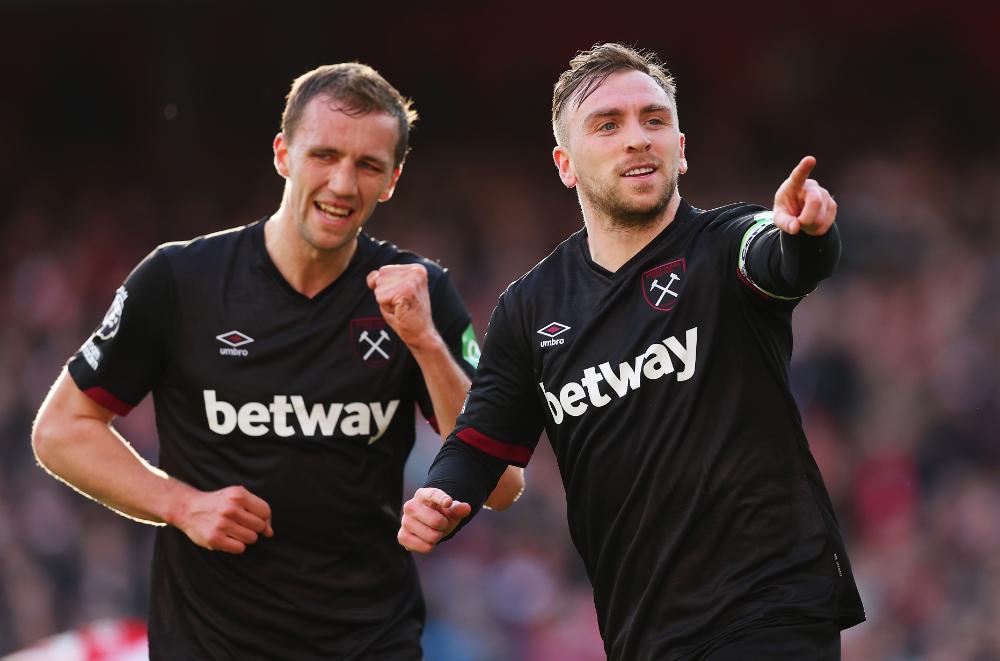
2, 1, 998, 659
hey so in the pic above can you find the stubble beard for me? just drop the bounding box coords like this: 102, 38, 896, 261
582, 171, 678, 231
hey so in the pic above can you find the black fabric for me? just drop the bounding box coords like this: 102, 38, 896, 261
425, 438, 507, 538
426, 200, 864, 660
746, 222, 842, 298
699, 616, 841, 661
68, 219, 475, 660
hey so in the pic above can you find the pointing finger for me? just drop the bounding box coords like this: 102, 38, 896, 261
366, 270, 379, 290
787, 156, 817, 191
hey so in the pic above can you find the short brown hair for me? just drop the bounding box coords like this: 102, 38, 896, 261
552, 43, 677, 145
282, 63, 418, 167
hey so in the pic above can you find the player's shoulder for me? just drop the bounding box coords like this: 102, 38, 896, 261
499, 228, 584, 307
696, 202, 771, 233
155, 221, 258, 266
360, 232, 449, 283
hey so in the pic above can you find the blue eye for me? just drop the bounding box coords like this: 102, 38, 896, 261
600, 121, 617, 131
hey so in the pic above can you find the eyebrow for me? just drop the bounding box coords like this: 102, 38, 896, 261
583, 104, 673, 126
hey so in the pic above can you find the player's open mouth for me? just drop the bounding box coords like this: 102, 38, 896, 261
621, 166, 658, 178
315, 201, 352, 220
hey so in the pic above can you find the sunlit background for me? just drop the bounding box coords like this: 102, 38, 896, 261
1, 1, 998, 659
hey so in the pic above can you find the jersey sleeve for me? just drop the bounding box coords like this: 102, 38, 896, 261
66, 248, 175, 415
730, 209, 841, 303
448, 292, 545, 468
413, 268, 478, 430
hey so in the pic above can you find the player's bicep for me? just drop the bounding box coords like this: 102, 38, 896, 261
453, 296, 543, 468
67, 248, 175, 415
37, 368, 116, 434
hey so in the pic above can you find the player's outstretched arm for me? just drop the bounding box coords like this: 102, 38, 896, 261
398, 487, 472, 554
32, 369, 273, 554
741, 156, 842, 299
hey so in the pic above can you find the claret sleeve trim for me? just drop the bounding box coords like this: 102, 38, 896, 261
456, 427, 533, 467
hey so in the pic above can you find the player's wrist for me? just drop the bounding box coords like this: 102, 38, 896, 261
403, 328, 445, 355
160, 479, 197, 529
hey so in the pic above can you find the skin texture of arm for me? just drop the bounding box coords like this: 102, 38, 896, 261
367, 264, 524, 510
32, 369, 273, 554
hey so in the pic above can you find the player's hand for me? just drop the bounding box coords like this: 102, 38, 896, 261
171, 485, 274, 554
367, 265, 439, 350
398, 487, 471, 553
772, 156, 837, 237
484, 466, 525, 511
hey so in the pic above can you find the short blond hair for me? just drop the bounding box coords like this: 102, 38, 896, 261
552, 43, 677, 145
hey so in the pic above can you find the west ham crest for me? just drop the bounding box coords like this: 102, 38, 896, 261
350, 317, 396, 367
641, 259, 686, 312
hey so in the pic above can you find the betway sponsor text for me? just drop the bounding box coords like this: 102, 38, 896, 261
204, 391, 399, 444
539, 327, 697, 424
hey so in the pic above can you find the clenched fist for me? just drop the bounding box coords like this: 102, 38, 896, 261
367, 264, 439, 350
170, 485, 274, 554
397, 487, 471, 554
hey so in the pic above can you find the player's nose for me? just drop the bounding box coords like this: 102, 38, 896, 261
623, 120, 652, 153
326, 162, 358, 197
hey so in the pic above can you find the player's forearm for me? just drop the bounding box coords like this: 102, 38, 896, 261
423, 437, 508, 539
32, 415, 189, 526
748, 222, 841, 297
407, 332, 471, 439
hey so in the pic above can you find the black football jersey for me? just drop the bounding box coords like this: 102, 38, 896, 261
68, 220, 478, 660
447, 200, 865, 660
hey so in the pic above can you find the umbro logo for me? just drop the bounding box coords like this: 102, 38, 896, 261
217, 330, 254, 357
537, 321, 570, 348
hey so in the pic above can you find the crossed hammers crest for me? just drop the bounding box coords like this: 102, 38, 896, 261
358, 329, 391, 360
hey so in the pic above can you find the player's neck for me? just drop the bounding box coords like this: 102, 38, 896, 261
264, 210, 357, 299
583, 193, 682, 273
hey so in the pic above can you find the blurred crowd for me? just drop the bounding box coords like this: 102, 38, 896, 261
2, 6, 999, 659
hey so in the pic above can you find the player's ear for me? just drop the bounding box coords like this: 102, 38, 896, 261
553, 146, 577, 189
273, 132, 290, 179
378, 165, 403, 202
678, 133, 688, 175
